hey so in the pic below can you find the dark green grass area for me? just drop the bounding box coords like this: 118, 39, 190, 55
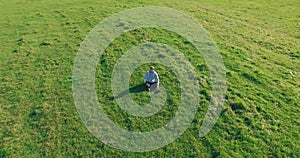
0, 0, 299, 157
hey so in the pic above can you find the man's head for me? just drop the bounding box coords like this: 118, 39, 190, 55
150, 66, 155, 73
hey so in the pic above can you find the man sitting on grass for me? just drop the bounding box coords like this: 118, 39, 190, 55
144, 66, 160, 91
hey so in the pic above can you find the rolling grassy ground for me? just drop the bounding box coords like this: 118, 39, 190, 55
0, 0, 299, 157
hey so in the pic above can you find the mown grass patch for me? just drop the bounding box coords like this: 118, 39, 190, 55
0, 0, 299, 157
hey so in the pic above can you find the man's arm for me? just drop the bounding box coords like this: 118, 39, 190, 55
144, 72, 149, 81
155, 73, 160, 87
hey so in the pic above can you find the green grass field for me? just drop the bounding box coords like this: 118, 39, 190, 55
1, 0, 299, 157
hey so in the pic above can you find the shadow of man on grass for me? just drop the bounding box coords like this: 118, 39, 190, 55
113, 83, 147, 100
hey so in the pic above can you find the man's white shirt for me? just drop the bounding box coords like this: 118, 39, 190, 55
144, 71, 160, 86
